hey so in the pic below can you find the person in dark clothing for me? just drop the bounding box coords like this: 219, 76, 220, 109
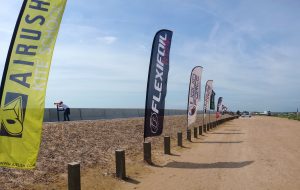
58, 101, 70, 121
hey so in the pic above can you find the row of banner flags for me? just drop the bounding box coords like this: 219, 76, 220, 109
143, 31, 228, 137
0, 2, 228, 169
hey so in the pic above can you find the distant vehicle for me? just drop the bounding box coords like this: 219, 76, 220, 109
260, 111, 272, 116
241, 111, 251, 118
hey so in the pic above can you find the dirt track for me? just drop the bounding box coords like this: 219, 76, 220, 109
120, 116, 300, 190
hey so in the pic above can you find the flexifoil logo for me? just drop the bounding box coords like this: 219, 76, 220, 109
150, 113, 159, 133
0, 92, 28, 138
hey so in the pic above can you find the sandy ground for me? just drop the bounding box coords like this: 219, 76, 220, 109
120, 116, 300, 190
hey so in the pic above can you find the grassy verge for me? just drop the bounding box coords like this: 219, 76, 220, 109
275, 113, 300, 121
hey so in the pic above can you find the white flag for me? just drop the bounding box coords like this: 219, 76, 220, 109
187, 66, 203, 126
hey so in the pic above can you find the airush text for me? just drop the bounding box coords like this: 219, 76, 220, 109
9, 0, 64, 92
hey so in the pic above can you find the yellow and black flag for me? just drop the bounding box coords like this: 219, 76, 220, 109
0, 0, 67, 169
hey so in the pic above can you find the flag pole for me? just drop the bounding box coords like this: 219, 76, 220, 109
202, 110, 205, 128
209, 110, 211, 130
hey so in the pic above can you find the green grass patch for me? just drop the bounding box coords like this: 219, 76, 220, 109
276, 113, 300, 121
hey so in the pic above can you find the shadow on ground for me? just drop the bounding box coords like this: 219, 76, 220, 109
164, 161, 254, 169
180, 145, 191, 149
124, 177, 140, 184
168, 153, 180, 157
210, 132, 245, 135
192, 141, 243, 144
225, 129, 240, 132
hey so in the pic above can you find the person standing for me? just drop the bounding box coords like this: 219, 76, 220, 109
58, 101, 70, 121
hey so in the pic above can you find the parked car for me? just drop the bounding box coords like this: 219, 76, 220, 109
241, 111, 251, 118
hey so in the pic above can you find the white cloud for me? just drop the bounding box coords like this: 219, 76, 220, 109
96, 36, 118, 44
208, 22, 220, 41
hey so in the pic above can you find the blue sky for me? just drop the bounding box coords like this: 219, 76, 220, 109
0, 0, 299, 112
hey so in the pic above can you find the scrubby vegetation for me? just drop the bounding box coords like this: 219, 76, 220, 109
276, 113, 300, 121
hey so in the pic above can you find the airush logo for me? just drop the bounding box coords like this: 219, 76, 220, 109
150, 33, 170, 133
0, 92, 28, 138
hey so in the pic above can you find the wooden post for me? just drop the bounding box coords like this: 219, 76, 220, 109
199, 126, 203, 135
177, 132, 183, 147
194, 127, 198, 138
68, 162, 81, 190
115, 149, 126, 179
164, 136, 171, 154
143, 142, 151, 164
187, 129, 192, 141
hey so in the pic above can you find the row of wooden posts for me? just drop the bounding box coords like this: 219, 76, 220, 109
67, 116, 238, 190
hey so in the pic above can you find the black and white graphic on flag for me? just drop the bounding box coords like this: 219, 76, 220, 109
187, 66, 203, 127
